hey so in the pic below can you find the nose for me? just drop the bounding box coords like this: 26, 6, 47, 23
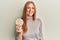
30, 8, 32, 11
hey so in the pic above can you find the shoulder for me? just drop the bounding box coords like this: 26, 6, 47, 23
35, 18, 42, 26
36, 18, 42, 23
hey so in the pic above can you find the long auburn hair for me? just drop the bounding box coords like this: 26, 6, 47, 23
22, 1, 36, 33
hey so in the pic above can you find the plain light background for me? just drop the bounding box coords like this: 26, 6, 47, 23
0, 0, 59, 40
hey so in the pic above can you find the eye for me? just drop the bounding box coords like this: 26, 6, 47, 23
27, 7, 30, 9
32, 7, 35, 9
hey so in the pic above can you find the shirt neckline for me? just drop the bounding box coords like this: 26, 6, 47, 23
27, 16, 33, 20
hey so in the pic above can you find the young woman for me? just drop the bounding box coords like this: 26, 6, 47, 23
16, 1, 44, 40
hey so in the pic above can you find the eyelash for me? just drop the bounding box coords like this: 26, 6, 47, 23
32, 8, 34, 9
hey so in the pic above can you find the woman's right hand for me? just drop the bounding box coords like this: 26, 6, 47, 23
16, 24, 23, 32
16, 24, 23, 40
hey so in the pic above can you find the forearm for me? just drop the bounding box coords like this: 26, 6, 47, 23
17, 32, 22, 40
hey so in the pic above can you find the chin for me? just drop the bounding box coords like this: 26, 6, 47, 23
29, 14, 33, 17
29, 13, 34, 16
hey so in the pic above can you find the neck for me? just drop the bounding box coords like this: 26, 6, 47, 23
27, 16, 33, 20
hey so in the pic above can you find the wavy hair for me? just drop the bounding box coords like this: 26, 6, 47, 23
22, 1, 36, 33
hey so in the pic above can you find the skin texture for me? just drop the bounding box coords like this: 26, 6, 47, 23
16, 3, 35, 40
26, 3, 34, 17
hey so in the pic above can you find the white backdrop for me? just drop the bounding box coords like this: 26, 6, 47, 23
0, 0, 60, 40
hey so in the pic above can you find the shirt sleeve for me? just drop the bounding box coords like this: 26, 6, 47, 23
37, 19, 44, 40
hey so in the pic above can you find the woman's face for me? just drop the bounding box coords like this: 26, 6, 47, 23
26, 3, 35, 17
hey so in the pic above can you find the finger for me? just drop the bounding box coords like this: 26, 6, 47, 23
16, 28, 22, 32
16, 26, 19, 29
16, 24, 22, 26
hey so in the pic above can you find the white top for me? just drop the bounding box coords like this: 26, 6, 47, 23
22, 17, 44, 40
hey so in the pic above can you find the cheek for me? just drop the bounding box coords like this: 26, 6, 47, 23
27, 9, 30, 12
32, 9, 35, 13
26, 9, 29, 15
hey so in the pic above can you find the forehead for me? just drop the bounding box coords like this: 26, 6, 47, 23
26, 3, 34, 7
